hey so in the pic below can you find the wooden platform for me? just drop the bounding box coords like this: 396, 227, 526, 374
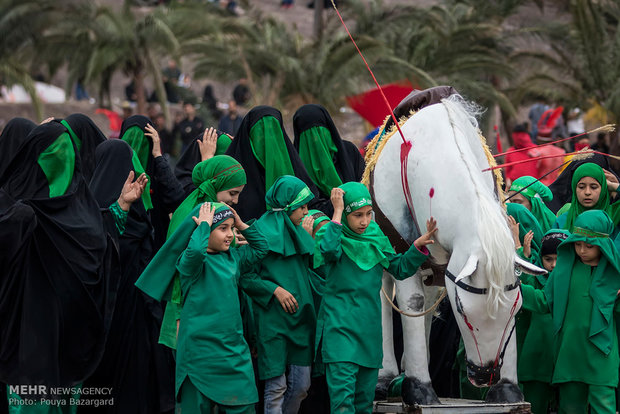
373, 399, 531, 414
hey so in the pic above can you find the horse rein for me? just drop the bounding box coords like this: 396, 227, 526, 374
448, 269, 521, 387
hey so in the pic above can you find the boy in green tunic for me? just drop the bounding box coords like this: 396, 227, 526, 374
314, 182, 437, 414
521, 210, 620, 414
519, 229, 569, 414
136, 202, 269, 414
240, 175, 317, 414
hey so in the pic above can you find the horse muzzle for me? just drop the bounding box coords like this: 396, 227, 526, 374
466, 359, 501, 387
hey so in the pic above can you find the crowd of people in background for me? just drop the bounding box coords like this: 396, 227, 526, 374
1, 84, 620, 414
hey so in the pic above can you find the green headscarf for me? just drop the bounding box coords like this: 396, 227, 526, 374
249, 116, 295, 191
215, 133, 232, 155
122, 125, 153, 210
136, 202, 233, 303
168, 155, 246, 237
60, 120, 81, 151
255, 175, 315, 257
563, 163, 620, 231
315, 182, 395, 271
510, 176, 556, 232
545, 210, 620, 355
306, 209, 330, 233
298, 126, 342, 195
507, 201, 544, 256
37, 132, 75, 197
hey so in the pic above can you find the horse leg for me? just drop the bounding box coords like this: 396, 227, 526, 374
485, 323, 523, 403
395, 272, 440, 405
376, 271, 398, 400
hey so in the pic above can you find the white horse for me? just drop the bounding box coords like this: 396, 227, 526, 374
365, 88, 544, 404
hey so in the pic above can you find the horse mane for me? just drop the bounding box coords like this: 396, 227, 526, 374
442, 95, 513, 316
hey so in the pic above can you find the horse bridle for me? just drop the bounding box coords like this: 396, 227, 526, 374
447, 269, 521, 387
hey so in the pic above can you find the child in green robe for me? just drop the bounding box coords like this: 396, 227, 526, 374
314, 182, 437, 414
136, 202, 269, 414
239, 175, 317, 414
519, 229, 569, 414
521, 210, 620, 414
508, 176, 556, 232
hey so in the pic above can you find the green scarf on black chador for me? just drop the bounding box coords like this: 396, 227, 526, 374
545, 210, 620, 355
298, 126, 342, 196
37, 132, 75, 197
255, 175, 315, 257
510, 176, 556, 232
249, 116, 295, 191
507, 202, 544, 256
121, 125, 153, 210
314, 182, 395, 271
168, 155, 246, 237
562, 162, 620, 231
135, 202, 234, 302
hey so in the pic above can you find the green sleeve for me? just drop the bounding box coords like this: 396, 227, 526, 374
515, 246, 539, 265
521, 283, 550, 314
176, 222, 210, 282
235, 224, 270, 273
239, 271, 279, 309
319, 221, 343, 263
109, 201, 128, 235
386, 244, 429, 280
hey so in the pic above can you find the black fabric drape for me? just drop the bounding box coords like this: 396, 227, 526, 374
546, 154, 615, 213
0, 117, 36, 185
120, 115, 186, 251
225, 106, 330, 220
293, 103, 365, 188
59, 113, 107, 182
0, 122, 118, 390
83, 140, 175, 413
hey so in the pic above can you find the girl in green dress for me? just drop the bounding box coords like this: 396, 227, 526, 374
521, 210, 620, 413
315, 182, 437, 413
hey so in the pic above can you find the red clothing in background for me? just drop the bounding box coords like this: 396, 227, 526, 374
504, 131, 540, 185
537, 145, 566, 185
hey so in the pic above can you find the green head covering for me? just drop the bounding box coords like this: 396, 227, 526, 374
168, 155, 246, 237
215, 133, 232, 155
136, 203, 233, 303
249, 116, 295, 191
507, 201, 544, 256
255, 175, 315, 257
564, 163, 611, 231
122, 125, 153, 210
546, 210, 620, 355
315, 182, 395, 271
510, 176, 556, 232
37, 132, 75, 197
210, 202, 235, 229
298, 126, 342, 195
60, 120, 81, 151
306, 209, 330, 232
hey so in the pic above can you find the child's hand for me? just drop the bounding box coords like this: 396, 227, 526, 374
413, 217, 437, 249
118, 171, 148, 211
273, 286, 298, 313
507, 216, 521, 248
330, 188, 345, 222
193, 202, 215, 226
145, 123, 162, 157
198, 127, 218, 161
228, 205, 248, 231
302, 216, 314, 236
603, 169, 619, 193
523, 230, 533, 258
234, 228, 248, 245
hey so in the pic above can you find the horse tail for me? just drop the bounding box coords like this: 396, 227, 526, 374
442, 95, 514, 317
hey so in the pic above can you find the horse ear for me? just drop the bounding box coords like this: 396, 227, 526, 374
514, 255, 547, 276
454, 255, 478, 283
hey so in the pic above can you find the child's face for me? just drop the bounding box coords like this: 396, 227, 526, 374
346, 205, 373, 234
288, 204, 309, 226
508, 192, 531, 211
576, 177, 601, 208
541, 254, 557, 272
216, 185, 245, 206
574, 241, 601, 266
207, 218, 235, 253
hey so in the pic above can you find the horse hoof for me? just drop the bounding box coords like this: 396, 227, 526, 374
485, 379, 523, 403
402, 376, 440, 405
374, 376, 392, 400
